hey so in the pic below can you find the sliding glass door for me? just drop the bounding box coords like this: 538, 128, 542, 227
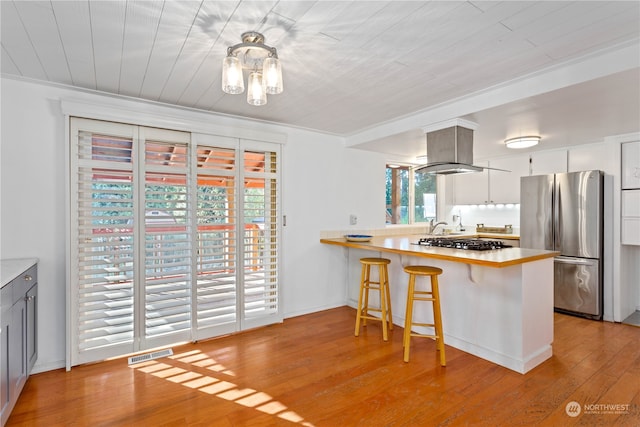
69, 118, 281, 366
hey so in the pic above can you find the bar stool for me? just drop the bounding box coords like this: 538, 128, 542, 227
402, 265, 445, 365
355, 257, 393, 341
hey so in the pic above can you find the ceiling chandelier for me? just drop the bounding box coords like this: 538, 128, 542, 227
222, 32, 283, 106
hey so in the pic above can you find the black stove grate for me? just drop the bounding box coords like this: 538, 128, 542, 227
416, 238, 512, 251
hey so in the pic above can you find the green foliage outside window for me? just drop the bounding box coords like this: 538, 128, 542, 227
386, 166, 436, 224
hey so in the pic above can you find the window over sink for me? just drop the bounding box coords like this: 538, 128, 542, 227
386, 165, 437, 224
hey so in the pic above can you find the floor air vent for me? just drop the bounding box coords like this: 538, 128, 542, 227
128, 348, 173, 365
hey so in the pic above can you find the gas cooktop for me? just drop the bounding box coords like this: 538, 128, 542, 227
416, 238, 512, 251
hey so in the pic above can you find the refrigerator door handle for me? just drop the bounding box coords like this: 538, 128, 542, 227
553, 177, 561, 252
554, 256, 596, 265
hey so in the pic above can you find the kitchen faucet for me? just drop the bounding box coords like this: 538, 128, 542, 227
428, 219, 448, 235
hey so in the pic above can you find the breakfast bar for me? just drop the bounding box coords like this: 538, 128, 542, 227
321, 234, 559, 374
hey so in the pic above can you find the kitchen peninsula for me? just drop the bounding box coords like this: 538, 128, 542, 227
321, 235, 559, 374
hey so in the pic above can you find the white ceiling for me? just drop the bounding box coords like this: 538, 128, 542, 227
2, 1, 639, 159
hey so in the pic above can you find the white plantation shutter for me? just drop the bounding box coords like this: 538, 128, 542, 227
240, 144, 281, 329
141, 129, 192, 348
70, 119, 138, 365
193, 136, 239, 339
70, 119, 282, 367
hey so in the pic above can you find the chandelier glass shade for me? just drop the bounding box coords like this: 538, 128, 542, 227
247, 71, 267, 106
262, 57, 283, 95
221, 56, 244, 94
222, 32, 283, 106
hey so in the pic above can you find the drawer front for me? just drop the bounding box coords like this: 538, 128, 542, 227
622, 190, 640, 217
11, 264, 37, 305
622, 218, 640, 245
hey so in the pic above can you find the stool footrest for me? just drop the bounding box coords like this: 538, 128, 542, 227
410, 332, 437, 339
410, 322, 436, 328
360, 315, 385, 323
412, 296, 436, 302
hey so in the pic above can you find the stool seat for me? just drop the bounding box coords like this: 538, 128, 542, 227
360, 257, 391, 265
403, 265, 443, 276
355, 257, 393, 341
403, 265, 446, 366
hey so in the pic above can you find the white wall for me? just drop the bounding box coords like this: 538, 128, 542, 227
281, 130, 386, 317
1, 79, 68, 372
0, 77, 385, 372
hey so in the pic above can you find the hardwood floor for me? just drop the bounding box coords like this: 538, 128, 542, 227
8, 307, 640, 426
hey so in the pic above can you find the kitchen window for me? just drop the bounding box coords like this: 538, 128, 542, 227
386, 165, 437, 224
68, 118, 281, 366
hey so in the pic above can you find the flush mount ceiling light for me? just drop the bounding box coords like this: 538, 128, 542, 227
505, 136, 540, 149
222, 32, 283, 106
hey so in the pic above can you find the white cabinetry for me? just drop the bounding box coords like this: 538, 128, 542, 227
569, 143, 613, 173
453, 161, 488, 204
622, 141, 640, 189
453, 155, 528, 205
530, 150, 567, 175
621, 142, 640, 245
622, 190, 640, 245
489, 155, 530, 204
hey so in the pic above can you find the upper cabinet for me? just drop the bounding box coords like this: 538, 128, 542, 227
453, 161, 488, 205
621, 190, 640, 245
622, 141, 640, 189
489, 155, 530, 203
621, 141, 640, 245
530, 150, 567, 175
452, 155, 529, 205
569, 143, 616, 173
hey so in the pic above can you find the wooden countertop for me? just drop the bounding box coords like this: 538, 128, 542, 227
320, 235, 557, 268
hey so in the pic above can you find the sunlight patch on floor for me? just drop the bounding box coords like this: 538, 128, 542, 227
130, 349, 314, 426
170, 349, 236, 375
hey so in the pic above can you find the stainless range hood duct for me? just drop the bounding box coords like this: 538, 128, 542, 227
416, 120, 482, 174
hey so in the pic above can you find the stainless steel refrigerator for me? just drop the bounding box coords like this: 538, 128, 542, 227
520, 170, 604, 319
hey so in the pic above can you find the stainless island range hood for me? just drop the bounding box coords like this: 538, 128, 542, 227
416, 119, 485, 175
